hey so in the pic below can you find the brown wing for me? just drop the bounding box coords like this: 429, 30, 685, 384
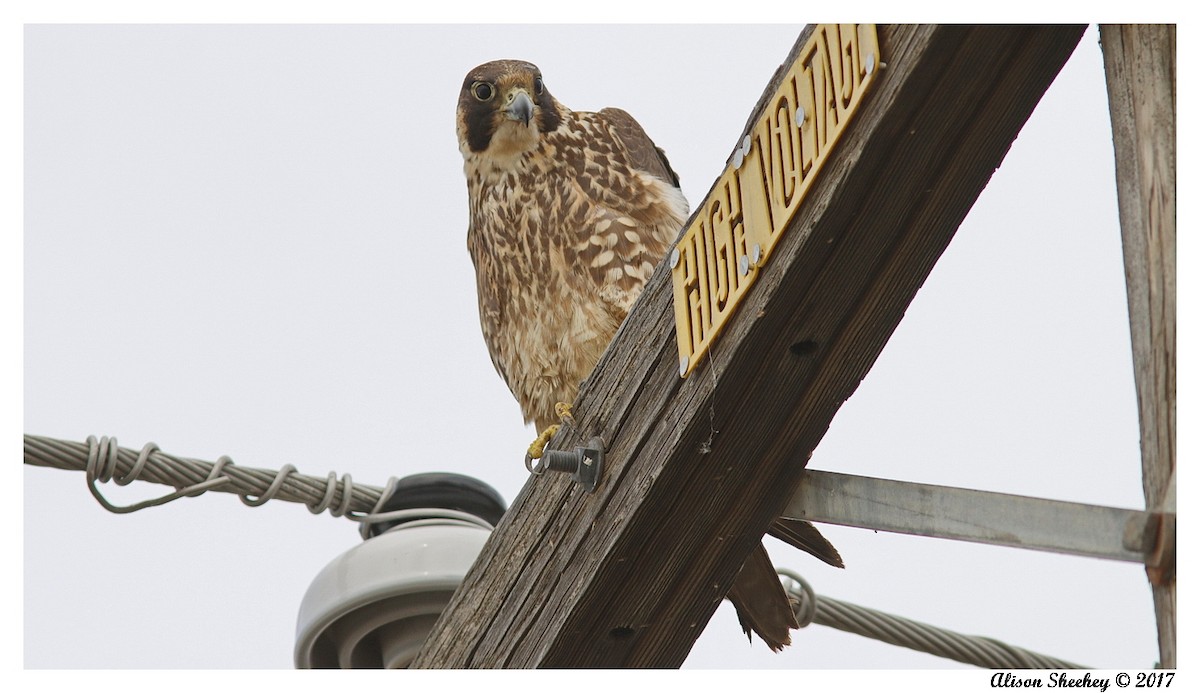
769, 518, 845, 568
556, 109, 688, 326
726, 542, 800, 651
599, 107, 681, 188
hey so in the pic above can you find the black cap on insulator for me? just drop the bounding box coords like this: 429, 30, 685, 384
364, 472, 507, 538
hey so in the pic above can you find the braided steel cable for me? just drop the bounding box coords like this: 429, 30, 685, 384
24, 434, 397, 536
778, 568, 1086, 669
24, 433, 1094, 668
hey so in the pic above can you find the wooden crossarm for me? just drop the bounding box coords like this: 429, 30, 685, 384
414, 24, 1087, 668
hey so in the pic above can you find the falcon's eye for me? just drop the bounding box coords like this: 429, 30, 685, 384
472, 81, 494, 102
533, 77, 544, 95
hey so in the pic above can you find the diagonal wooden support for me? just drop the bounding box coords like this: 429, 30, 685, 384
1099, 23, 1176, 668
414, 24, 1087, 668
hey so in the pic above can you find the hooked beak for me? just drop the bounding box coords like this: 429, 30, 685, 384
504, 89, 534, 126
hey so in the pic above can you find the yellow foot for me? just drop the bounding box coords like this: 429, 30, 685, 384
526, 424, 560, 462
554, 401, 575, 427
524, 402, 575, 474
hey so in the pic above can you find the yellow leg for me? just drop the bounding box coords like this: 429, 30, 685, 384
525, 402, 575, 473
526, 424, 560, 461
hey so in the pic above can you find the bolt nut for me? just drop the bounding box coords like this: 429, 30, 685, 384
539, 437, 604, 493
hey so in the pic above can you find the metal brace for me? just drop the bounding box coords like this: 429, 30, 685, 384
786, 468, 1172, 565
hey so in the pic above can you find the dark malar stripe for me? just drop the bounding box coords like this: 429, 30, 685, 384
536, 89, 561, 133
464, 101, 496, 153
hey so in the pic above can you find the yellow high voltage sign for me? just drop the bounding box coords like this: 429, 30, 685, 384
671, 24, 881, 377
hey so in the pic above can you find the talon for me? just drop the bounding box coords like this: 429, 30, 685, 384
525, 404, 575, 474
527, 423, 560, 461
554, 401, 575, 427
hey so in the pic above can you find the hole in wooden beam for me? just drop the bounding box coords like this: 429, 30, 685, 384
609, 626, 635, 640
789, 340, 819, 356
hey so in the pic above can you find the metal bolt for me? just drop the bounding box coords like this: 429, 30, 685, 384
738, 255, 750, 277
679, 355, 690, 377
540, 437, 604, 493
669, 247, 680, 268
865, 53, 876, 76
751, 244, 763, 264
796, 106, 806, 129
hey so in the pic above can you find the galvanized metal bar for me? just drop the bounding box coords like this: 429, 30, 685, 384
785, 470, 1154, 564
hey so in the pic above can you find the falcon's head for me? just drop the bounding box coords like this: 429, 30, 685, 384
456, 60, 563, 162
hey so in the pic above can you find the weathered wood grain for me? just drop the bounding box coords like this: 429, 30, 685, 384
414, 24, 1086, 668
1100, 23, 1176, 669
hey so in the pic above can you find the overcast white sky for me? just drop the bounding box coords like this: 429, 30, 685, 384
21, 19, 1174, 677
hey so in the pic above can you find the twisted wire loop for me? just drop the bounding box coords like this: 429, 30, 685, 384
25, 434, 393, 523
777, 568, 1087, 670
85, 436, 232, 514
357, 475, 400, 541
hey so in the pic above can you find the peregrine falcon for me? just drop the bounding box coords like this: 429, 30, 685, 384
456, 59, 841, 651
